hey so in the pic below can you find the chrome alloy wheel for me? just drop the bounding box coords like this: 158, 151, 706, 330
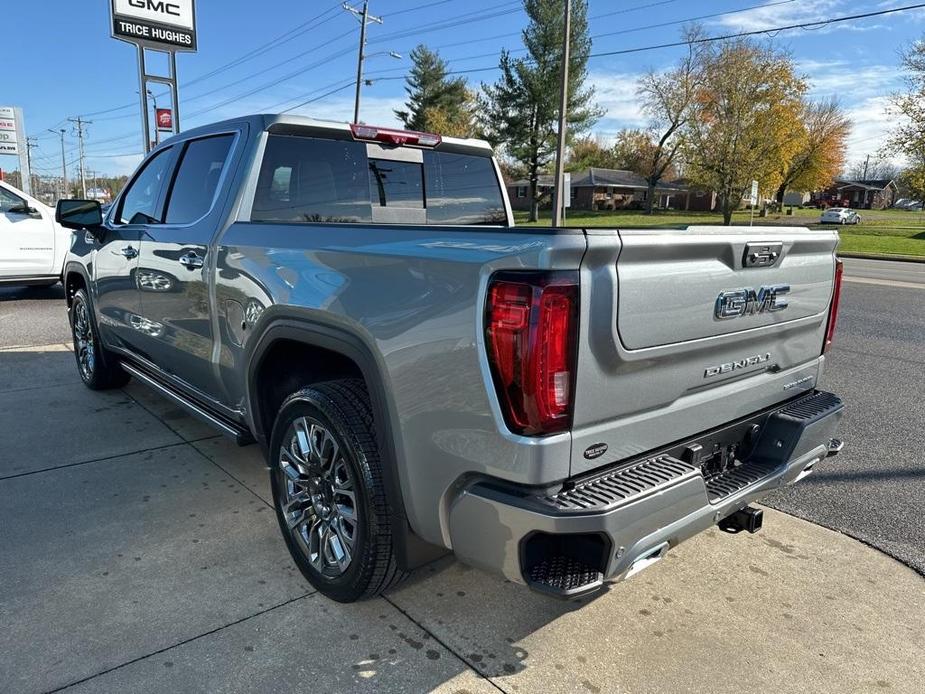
73, 301, 95, 382
279, 417, 358, 577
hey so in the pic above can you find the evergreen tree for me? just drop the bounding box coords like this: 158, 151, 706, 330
395, 45, 473, 136
480, 0, 601, 221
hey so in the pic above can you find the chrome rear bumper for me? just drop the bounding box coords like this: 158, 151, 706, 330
448, 391, 844, 598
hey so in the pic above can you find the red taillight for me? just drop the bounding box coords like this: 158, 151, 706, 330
823, 258, 844, 352
485, 272, 579, 435
350, 123, 442, 147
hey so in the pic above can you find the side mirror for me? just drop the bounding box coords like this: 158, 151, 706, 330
56, 199, 103, 231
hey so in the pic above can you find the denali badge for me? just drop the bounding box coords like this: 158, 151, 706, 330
715, 285, 790, 320
704, 353, 771, 378
584, 443, 609, 460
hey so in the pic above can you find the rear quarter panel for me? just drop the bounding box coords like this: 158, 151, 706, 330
213, 222, 586, 547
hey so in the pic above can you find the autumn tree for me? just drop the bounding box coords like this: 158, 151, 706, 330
566, 136, 618, 171
886, 35, 925, 203
480, 0, 601, 221
396, 45, 473, 137
684, 38, 806, 225
635, 28, 701, 213
774, 98, 851, 205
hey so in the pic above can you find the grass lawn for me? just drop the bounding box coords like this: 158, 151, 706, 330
513, 208, 925, 257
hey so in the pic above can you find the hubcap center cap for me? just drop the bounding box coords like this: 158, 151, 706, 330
309, 478, 335, 520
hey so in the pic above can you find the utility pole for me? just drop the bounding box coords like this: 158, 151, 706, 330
68, 117, 90, 198
343, 1, 383, 123
551, 0, 572, 227
25, 137, 39, 196
49, 128, 68, 200
862, 153, 870, 181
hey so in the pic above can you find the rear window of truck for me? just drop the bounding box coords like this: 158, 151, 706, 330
251, 134, 507, 226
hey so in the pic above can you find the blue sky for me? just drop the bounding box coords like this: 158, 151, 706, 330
4, 0, 924, 178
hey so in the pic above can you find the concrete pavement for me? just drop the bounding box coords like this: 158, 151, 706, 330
2, 342, 924, 693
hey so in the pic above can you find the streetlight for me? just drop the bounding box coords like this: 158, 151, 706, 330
359, 52, 402, 102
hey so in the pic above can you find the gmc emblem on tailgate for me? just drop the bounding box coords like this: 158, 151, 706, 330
714, 285, 790, 320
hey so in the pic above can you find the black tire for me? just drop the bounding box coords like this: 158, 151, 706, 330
269, 379, 406, 602
69, 289, 130, 390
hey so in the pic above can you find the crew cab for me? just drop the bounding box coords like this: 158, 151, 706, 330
56, 115, 845, 602
0, 180, 70, 286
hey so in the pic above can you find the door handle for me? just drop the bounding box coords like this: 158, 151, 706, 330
120, 246, 138, 259
178, 251, 204, 269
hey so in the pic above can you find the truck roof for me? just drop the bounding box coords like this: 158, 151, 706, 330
158, 113, 495, 154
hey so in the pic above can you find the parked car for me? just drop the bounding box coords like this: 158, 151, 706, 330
820, 207, 861, 225
56, 115, 845, 602
0, 180, 71, 286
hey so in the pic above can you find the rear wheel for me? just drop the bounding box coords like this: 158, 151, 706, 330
69, 289, 130, 390
269, 379, 406, 602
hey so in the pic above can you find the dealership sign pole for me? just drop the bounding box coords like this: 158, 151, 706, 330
110, 0, 197, 154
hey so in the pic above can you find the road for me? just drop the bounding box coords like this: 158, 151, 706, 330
1, 260, 923, 693
765, 257, 925, 574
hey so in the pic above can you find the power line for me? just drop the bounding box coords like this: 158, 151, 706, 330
372, 1, 925, 81
590, 3, 925, 58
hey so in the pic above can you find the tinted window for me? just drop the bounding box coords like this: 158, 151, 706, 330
0, 186, 25, 212
250, 134, 507, 226
165, 134, 234, 224
118, 148, 173, 225
423, 151, 506, 225
368, 159, 423, 208
252, 136, 372, 223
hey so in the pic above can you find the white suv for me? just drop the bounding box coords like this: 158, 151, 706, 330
0, 180, 70, 286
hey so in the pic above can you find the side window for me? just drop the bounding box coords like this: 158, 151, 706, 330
164, 134, 235, 224
0, 187, 25, 213
252, 135, 371, 223
118, 148, 173, 225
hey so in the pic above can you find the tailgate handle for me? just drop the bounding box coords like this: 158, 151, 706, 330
743, 242, 783, 268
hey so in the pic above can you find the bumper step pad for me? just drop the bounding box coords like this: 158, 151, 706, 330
526, 555, 604, 598
545, 455, 697, 512
704, 461, 771, 503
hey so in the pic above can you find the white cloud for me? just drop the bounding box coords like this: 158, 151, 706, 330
588, 71, 646, 135
716, 0, 844, 33
798, 60, 903, 101
842, 94, 906, 166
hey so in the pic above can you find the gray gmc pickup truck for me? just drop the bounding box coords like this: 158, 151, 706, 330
56, 115, 845, 602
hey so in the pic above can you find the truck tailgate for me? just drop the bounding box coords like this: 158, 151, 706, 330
571, 226, 838, 476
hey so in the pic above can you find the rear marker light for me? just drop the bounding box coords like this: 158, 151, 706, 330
823, 258, 844, 353
486, 272, 579, 436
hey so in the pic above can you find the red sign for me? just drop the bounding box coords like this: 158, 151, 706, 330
156, 108, 173, 131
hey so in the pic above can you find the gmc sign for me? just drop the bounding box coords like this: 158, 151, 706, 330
111, 0, 197, 52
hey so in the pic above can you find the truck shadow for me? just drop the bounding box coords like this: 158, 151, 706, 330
0, 284, 66, 303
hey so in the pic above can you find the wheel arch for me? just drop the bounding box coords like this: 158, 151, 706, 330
245, 318, 447, 570
63, 262, 91, 308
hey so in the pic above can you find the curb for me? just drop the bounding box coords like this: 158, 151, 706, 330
838, 251, 925, 263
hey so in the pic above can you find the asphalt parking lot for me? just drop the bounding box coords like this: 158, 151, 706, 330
1, 259, 924, 693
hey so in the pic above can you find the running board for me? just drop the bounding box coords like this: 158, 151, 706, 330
120, 362, 254, 445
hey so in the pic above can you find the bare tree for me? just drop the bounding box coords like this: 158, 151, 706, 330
635, 27, 702, 214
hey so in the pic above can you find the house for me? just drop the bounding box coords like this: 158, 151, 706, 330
506, 168, 688, 212
813, 179, 898, 209
783, 191, 811, 206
